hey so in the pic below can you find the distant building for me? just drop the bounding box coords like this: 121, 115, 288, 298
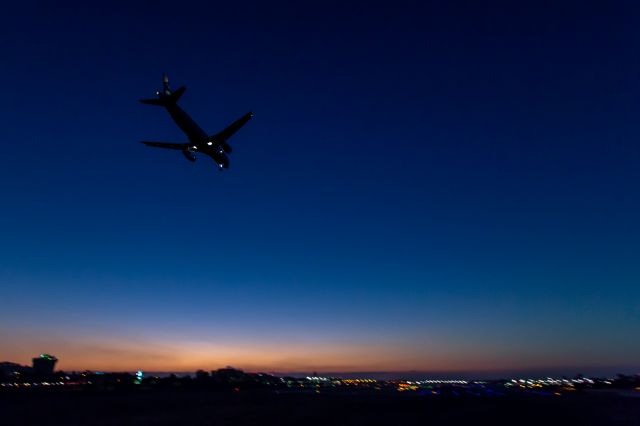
0, 362, 32, 378
32, 354, 57, 375
211, 367, 248, 384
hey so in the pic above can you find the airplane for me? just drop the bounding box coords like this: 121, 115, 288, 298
140, 74, 253, 170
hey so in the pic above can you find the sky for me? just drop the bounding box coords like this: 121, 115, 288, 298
1, 0, 639, 377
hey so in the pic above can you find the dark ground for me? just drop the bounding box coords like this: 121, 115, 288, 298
1, 390, 639, 425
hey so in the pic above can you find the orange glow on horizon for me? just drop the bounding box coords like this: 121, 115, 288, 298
1, 333, 621, 374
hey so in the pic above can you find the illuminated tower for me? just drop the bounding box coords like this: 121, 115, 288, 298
32, 354, 58, 376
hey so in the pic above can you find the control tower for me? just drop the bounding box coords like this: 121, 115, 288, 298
32, 354, 57, 376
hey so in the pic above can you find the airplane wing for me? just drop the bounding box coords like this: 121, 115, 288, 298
211, 111, 253, 141
141, 141, 190, 150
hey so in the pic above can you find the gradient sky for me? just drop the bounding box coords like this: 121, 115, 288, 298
1, 1, 639, 376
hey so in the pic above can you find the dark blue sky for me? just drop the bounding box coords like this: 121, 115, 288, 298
1, 1, 639, 375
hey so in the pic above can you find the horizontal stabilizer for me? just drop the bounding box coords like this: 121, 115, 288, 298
171, 86, 186, 102
139, 86, 186, 106
139, 98, 166, 106
141, 141, 189, 150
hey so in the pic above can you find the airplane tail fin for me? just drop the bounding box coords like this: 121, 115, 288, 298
139, 86, 186, 106
139, 74, 185, 106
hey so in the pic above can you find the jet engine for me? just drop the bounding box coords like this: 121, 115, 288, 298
182, 148, 197, 162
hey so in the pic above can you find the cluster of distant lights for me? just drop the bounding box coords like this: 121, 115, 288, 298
2, 382, 68, 387
1, 375, 626, 391
297, 376, 622, 392
505, 378, 602, 387
304, 377, 605, 385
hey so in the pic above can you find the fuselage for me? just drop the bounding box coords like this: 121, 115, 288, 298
165, 103, 229, 168
140, 76, 252, 169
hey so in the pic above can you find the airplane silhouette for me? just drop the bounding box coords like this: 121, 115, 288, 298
140, 74, 252, 170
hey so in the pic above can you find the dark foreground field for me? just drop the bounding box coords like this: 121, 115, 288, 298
1, 390, 639, 425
